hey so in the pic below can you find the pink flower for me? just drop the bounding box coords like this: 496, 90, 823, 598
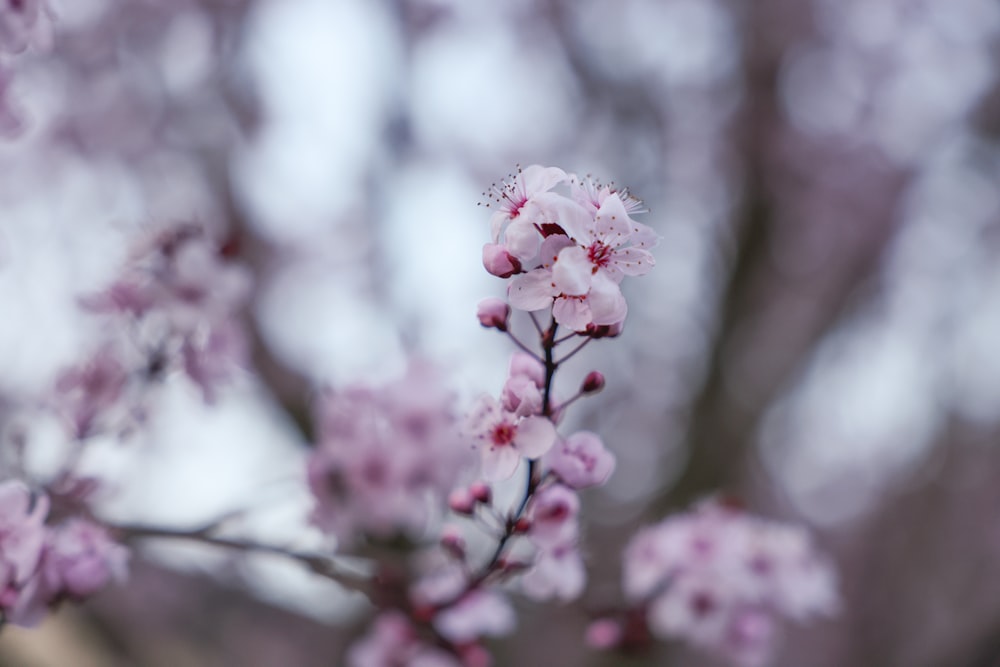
0, 481, 48, 623
507, 352, 545, 389
308, 364, 472, 543
500, 374, 543, 418
545, 431, 616, 489
181, 320, 248, 403
347, 612, 462, 667
622, 498, 837, 666
465, 396, 556, 481
40, 519, 129, 599
508, 264, 628, 332
526, 484, 579, 548
485, 165, 568, 262
434, 589, 516, 643
53, 347, 127, 439
521, 542, 585, 602
0, 0, 54, 55
585, 619, 623, 650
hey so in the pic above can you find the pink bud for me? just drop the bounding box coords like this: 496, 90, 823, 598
585, 321, 624, 339
513, 517, 531, 534
581, 371, 605, 394
469, 481, 492, 505
448, 488, 476, 515
482, 244, 522, 278
476, 298, 510, 331
585, 618, 622, 649
440, 525, 466, 560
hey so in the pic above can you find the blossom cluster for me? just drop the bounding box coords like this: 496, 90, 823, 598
0, 0, 55, 134
600, 497, 838, 666
307, 363, 472, 544
0, 480, 128, 627
482, 165, 657, 332
68, 224, 251, 432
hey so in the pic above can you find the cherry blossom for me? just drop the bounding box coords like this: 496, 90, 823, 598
464, 395, 556, 481
0, 0, 54, 55
521, 542, 585, 602
347, 612, 462, 667
308, 363, 472, 543
526, 484, 579, 548
0, 481, 47, 623
484, 165, 568, 262
39, 519, 129, 600
621, 498, 837, 666
545, 431, 615, 489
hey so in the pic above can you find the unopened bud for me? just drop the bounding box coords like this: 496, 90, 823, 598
581, 371, 605, 394
482, 243, 522, 278
512, 517, 531, 534
585, 321, 624, 339
476, 297, 510, 331
448, 488, 476, 515
585, 619, 623, 650
469, 481, 492, 505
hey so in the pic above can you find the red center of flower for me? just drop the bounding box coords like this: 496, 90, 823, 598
491, 422, 517, 447
587, 241, 612, 269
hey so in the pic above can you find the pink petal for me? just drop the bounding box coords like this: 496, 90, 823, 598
514, 416, 556, 459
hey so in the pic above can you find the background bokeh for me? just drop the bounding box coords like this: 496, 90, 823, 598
1, 0, 999, 665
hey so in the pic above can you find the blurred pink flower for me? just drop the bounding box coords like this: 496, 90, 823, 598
0, 481, 48, 624
545, 431, 616, 489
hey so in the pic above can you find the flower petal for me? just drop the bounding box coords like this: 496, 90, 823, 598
508, 269, 558, 311
552, 246, 592, 296
514, 416, 557, 458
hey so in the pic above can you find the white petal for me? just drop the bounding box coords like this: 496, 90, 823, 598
587, 274, 627, 326
552, 297, 592, 331
508, 269, 558, 311
504, 218, 542, 261
594, 193, 632, 240
521, 165, 567, 195
552, 246, 592, 296
482, 446, 521, 481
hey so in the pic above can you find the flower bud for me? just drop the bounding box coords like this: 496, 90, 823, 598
581, 371, 605, 394
448, 488, 476, 515
476, 297, 510, 331
585, 619, 622, 649
469, 481, 492, 505
482, 243, 522, 278
440, 524, 466, 560
585, 321, 624, 339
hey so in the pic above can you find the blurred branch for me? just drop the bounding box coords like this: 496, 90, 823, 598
116, 521, 372, 596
